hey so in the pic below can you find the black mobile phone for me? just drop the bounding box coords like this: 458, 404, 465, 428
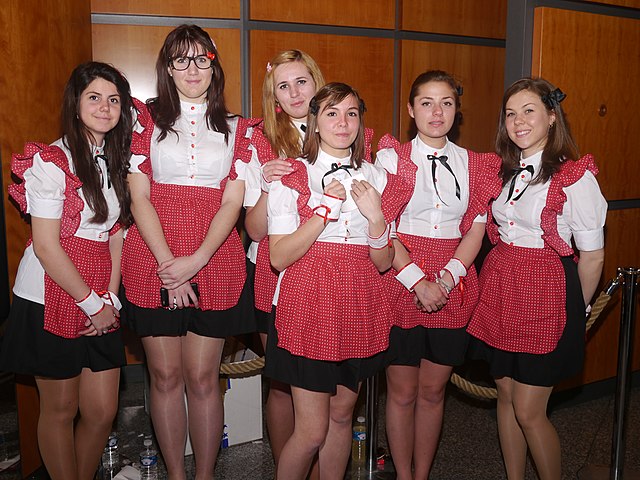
160, 282, 200, 307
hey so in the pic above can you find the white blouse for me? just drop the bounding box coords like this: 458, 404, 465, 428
492, 150, 607, 251
130, 100, 246, 187
244, 120, 306, 262
268, 149, 388, 243
14, 138, 119, 304
376, 136, 483, 239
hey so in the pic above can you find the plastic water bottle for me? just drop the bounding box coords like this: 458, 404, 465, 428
101, 432, 119, 473
139, 438, 159, 480
351, 416, 366, 466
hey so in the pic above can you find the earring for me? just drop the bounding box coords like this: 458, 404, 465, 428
275, 103, 282, 114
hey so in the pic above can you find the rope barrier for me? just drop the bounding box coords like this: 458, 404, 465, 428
219, 277, 619, 389
450, 284, 616, 400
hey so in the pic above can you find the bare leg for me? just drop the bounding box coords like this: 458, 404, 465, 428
260, 332, 295, 474
495, 377, 528, 479
385, 365, 419, 480
318, 385, 360, 480
412, 360, 452, 480
182, 332, 225, 480
142, 336, 187, 480
35, 376, 80, 480
511, 380, 560, 480
277, 387, 330, 480
75, 368, 120, 480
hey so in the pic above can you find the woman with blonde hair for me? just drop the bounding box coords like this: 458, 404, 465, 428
235, 49, 324, 471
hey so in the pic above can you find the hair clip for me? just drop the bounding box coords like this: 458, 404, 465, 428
206, 51, 216, 61
541, 88, 566, 109
456, 85, 463, 96
309, 98, 319, 116
266, 62, 273, 73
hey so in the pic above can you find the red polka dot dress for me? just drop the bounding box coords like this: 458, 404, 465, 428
376, 134, 502, 366
467, 152, 607, 386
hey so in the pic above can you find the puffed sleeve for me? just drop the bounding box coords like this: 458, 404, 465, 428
244, 149, 262, 208
267, 180, 300, 235
24, 152, 66, 219
375, 147, 399, 175
564, 170, 607, 251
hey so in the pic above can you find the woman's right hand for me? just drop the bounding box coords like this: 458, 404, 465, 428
262, 159, 294, 184
320, 179, 346, 221
79, 304, 120, 336
167, 282, 200, 310
413, 279, 449, 313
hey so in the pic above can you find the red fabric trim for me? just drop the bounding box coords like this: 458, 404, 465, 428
460, 151, 502, 237
131, 98, 155, 180
540, 154, 599, 256
9, 142, 85, 241
376, 134, 415, 224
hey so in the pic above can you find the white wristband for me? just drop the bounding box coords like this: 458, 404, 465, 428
321, 193, 344, 220
367, 224, 391, 249
101, 291, 122, 311
395, 263, 425, 292
76, 290, 105, 317
441, 258, 467, 287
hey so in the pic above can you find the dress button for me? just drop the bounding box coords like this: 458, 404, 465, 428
521, 162, 525, 167
510, 201, 515, 205
434, 225, 438, 229
191, 133, 195, 137
509, 221, 514, 226
521, 174, 525, 179
191, 121, 195, 125
191, 106, 195, 111
436, 204, 440, 208
191, 144, 195, 148
515, 188, 520, 193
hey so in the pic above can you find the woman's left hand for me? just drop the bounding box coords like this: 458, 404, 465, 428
351, 180, 383, 222
157, 255, 205, 290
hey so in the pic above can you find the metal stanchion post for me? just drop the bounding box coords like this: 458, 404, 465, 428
365, 374, 378, 474
611, 267, 639, 480
579, 267, 640, 480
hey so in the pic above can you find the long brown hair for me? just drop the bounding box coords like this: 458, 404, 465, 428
302, 83, 366, 168
148, 24, 231, 142
61, 62, 133, 226
496, 77, 579, 185
262, 50, 325, 158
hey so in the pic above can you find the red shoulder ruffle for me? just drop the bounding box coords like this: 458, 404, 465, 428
233, 117, 264, 166
376, 134, 417, 223
540, 154, 599, 256
460, 151, 502, 237
280, 159, 314, 222
9, 142, 84, 239
250, 122, 280, 166
131, 98, 154, 179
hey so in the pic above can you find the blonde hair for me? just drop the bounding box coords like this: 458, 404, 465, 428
262, 50, 325, 158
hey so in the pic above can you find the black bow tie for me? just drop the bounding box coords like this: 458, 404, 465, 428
95, 154, 111, 189
426, 154, 460, 205
505, 165, 534, 203
321, 162, 352, 189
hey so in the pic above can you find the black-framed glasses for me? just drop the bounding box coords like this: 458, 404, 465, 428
170, 55, 213, 71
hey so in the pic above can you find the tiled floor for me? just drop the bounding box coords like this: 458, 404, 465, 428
0, 369, 639, 479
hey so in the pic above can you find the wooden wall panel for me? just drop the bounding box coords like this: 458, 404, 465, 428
92, 25, 242, 115
402, 0, 507, 39
250, 31, 395, 147
399, 40, 505, 152
561, 208, 640, 388
0, 2, 93, 475
250, 0, 395, 29
582, 0, 640, 8
91, 0, 239, 18
532, 7, 640, 201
